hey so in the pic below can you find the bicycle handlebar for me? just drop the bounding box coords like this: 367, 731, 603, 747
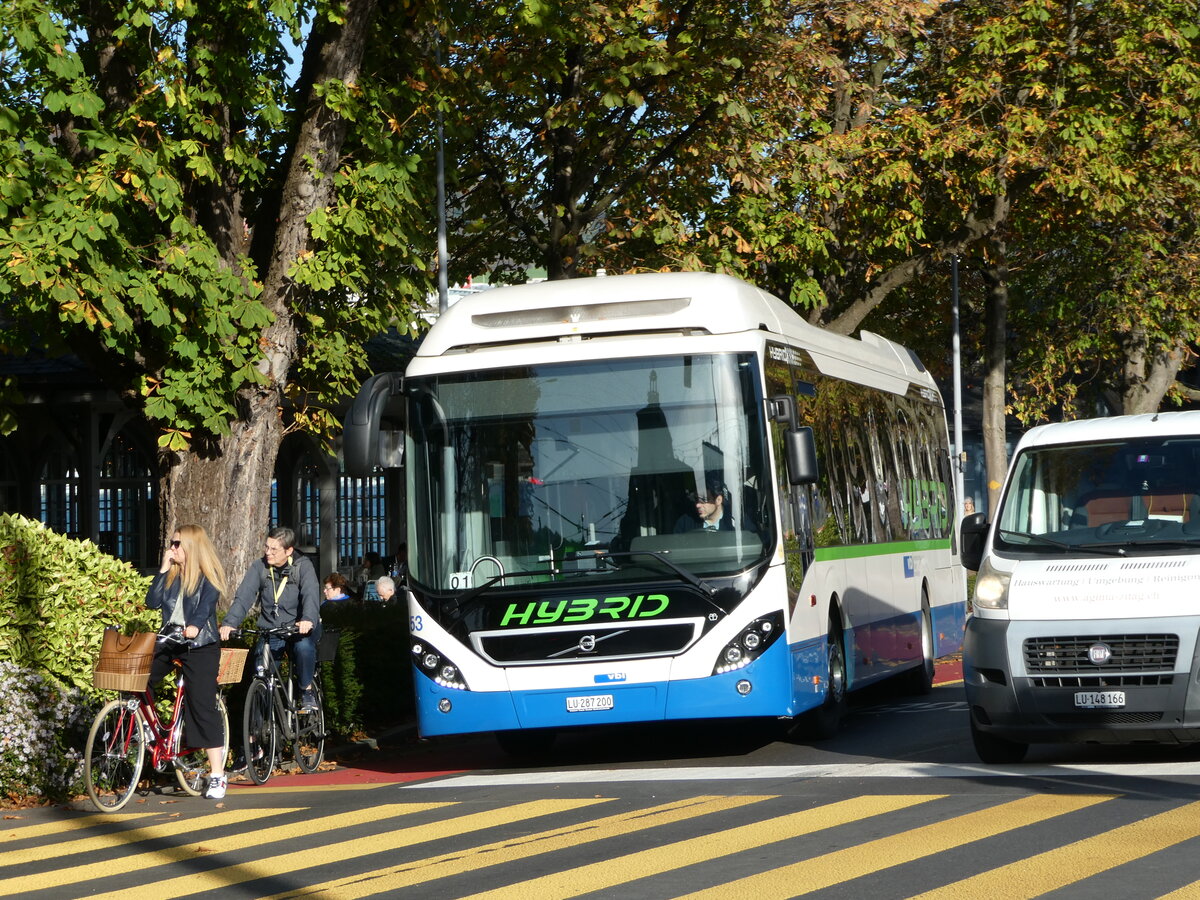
157, 626, 189, 647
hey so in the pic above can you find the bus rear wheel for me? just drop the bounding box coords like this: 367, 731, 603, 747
906, 595, 935, 695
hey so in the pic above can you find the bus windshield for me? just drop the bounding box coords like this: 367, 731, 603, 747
995, 437, 1200, 555
405, 353, 774, 591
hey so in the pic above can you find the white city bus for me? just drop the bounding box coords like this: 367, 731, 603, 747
345, 272, 965, 750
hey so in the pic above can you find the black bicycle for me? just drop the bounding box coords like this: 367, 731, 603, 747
238, 625, 327, 784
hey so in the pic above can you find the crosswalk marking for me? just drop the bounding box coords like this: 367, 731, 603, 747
2, 812, 149, 843
911, 798, 1200, 899
1158, 880, 1200, 899
467, 794, 944, 900
0, 803, 450, 895
268, 794, 773, 899
679, 793, 1113, 898
6, 790, 1200, 898
85, 798, 609, 900
0, 807, 293, 868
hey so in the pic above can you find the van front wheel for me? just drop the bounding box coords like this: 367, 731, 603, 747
970, 716, 1028, 764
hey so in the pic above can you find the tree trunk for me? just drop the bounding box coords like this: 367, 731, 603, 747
1119, 327, 1186, 415
981, 237, 1010, 517
154, 0, 378, 593
158, 406, 283, 604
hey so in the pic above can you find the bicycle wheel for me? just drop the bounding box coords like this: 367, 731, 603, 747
242, 679, 277, 785
294, 682, 325, 773
174, 695, 230, 796
84, 699, 146, 812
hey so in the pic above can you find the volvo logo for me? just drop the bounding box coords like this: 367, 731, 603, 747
1088, 642, 1113, 665
578, 634, 597, 653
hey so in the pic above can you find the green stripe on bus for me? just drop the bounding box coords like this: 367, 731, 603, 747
813, 540, 951, 562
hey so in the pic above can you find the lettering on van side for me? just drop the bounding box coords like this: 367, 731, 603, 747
498, 594, 670, 627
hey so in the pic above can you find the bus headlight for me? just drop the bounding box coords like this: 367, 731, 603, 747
713, 611, 785, 675
411, 639, 469, 690
973, 558, 1011, 610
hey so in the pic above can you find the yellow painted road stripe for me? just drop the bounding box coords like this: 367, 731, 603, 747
89, 798, 609, 900
470, 794, 944, 900
0, 803, 450, 895
1, 807, 294, 867
2, 813, 151, 844
912, 798, 1200, 899
270, 794, 773, 899
682, 793, 1112, 899
1158, 881, 1200, 899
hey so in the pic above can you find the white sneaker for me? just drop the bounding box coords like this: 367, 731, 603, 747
205, 775, 227, 800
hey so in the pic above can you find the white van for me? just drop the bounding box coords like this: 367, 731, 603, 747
960, 411, 1200, 762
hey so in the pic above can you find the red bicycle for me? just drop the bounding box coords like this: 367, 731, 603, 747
83, 629, 239, 811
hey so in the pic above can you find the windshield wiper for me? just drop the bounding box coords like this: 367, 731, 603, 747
598, 549, 715, 595
1087, 539, 1200, 553
997, 529, 1128, 557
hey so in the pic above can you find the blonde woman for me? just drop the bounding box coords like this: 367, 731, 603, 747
146, 524, 229, 800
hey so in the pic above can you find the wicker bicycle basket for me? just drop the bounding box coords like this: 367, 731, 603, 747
217, 647, 249, 685
92, 651, 153, 693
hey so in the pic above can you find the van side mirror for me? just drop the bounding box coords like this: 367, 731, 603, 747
960, 511, 988, 571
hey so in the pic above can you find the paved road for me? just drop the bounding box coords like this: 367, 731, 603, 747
8, 662, 1200, 898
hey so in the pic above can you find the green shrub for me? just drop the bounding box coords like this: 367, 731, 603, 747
0, 513, 155, 801
0, 513, 156, 692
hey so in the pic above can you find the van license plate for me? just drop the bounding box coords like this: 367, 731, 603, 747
566, 694, 614, 712
1074, 691, 1125, 709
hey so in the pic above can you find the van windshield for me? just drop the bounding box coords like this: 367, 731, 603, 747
995, 437, 1200, 555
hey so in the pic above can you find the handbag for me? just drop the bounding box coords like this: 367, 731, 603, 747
93, 628, 157, 691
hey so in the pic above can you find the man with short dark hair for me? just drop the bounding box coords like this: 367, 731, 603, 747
673, 481, 735, 533
220, 526, 322, 711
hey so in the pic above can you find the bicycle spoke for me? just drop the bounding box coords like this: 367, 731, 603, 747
85, 699, 145, 812
294, 683, 325, 773
243, 680, 277, 785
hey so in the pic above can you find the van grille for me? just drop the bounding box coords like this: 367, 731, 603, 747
1045, 712, 1164, 726
1030, 674, 1175, 688
1023, 634, 1179, 673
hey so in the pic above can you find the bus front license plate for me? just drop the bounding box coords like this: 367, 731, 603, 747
566, 694, 614, 713
1074, 690, 1125, 709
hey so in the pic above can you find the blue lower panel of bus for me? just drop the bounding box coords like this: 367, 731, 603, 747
415, 637, 805, 737
932, 600, 967, 658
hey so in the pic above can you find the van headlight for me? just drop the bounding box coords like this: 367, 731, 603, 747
973, 557, 1011, 610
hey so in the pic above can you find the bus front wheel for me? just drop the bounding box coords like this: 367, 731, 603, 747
795, 618, 847, 741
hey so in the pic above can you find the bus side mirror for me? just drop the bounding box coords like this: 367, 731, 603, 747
769, 395, 819, 486
960, 511, 988, 571
343, 372, 404, 476
786, 427, 819, 485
